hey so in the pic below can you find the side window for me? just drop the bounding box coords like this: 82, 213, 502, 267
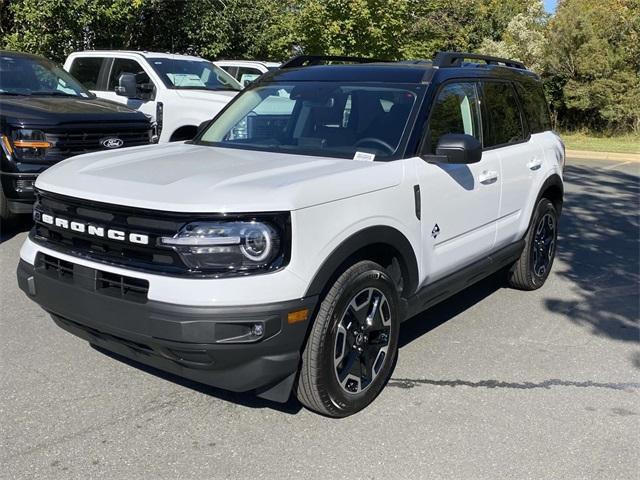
236, 66, 262, 86
514, 82, 552, 133
107, 58, 151, 90
426, 82, 481, 154
68, 57, 103, 90
482, 82, 525, 147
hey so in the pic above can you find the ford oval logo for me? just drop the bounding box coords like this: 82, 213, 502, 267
101, 137, 124, 149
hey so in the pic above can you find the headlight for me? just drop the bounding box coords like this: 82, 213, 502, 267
9, 129, 51, 161
160, 220, 284, 274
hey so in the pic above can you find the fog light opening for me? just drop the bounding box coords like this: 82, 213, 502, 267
251, 323, 265, 337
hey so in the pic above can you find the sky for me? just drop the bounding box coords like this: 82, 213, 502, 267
543, 0, 558, 13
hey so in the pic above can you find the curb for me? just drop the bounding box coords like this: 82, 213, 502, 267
566, 149, 640, 162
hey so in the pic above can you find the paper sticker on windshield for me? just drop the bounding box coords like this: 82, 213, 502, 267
353, 151, 376, 162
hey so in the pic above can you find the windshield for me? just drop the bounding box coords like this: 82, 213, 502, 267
198, 82, 420, 159
148, 57, 241, 91
0, 54, 91, 97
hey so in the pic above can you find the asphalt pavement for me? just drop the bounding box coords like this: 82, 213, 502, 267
1, 156, 638, 480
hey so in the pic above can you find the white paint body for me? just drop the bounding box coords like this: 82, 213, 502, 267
64, 51, 238, 143
21, 131, 564, 306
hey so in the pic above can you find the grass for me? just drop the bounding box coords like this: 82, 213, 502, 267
560, 132, 640, 154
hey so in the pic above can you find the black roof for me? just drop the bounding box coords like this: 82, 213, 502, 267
263, 52, 539, 84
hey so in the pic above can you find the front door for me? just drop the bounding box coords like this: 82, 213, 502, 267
414, 81, 501, 285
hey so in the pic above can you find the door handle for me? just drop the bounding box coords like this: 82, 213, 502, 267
478, 170, 498, 185
527, 158, 543, 170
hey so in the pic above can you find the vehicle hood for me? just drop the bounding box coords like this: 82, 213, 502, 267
0, 95, 148, 126
35, 143, 403, 212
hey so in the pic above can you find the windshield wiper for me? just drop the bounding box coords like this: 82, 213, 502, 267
0, 91, 30, 96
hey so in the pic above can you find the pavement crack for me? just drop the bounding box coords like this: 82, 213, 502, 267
387, 378, 640, 392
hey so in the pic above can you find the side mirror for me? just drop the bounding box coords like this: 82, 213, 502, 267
423, 133, 482, 164
115, 73, 137, 98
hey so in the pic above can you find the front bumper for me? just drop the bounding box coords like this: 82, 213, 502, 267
17, 258, 317, 402
1, 172, 39, 213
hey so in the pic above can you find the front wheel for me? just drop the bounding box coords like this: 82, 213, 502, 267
508, 198, 559, 290
296, 261, 400, 417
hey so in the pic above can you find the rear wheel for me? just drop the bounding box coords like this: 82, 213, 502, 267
296, 261, 400, 417
508, 198, 558, 290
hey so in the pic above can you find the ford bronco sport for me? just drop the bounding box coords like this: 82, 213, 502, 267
18, 52, 564, 417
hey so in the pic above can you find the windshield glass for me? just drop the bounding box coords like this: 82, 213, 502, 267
148, 57, 241, 91
0, 54, 91, 97
198, 82, 420, 159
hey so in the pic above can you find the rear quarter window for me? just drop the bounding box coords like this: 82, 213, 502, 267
515, 82, 552, 133
69, 57, 103, 90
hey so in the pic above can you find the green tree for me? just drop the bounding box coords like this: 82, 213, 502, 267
478, 1, 549, 73
544, 0, 640, 133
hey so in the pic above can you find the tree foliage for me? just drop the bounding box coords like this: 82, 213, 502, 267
543, 0, 639, 133
1, 0, 638, 133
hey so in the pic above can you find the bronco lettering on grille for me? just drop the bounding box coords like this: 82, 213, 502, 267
36, 211, 149, 245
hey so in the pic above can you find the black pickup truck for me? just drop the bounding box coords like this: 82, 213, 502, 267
0, 51, 152, 222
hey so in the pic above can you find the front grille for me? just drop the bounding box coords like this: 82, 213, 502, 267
31, 190, 290, 277
96, 270, 149, 302
32, 192, 188, 275
37, 253, 149, 303
35, 123, 151, 163
41, 254, 74, 280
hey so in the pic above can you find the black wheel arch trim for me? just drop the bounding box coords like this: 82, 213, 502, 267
304, 226, 419, 299
536, 173, 564, 215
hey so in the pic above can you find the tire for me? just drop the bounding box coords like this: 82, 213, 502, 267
508, 198, 558, 290
296, 260, 400, 418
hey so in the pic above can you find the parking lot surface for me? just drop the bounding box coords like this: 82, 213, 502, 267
1, 157, 638, 480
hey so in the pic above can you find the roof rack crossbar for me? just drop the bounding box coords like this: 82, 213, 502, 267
280, 55, 387, 69
434, 51, 526, 70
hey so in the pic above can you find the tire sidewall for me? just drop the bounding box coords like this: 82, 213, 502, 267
527, 198, 558, 288
317, 266, 400, 415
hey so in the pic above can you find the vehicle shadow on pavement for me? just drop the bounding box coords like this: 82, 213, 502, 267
399, 272, 504, 348
0, 216, 32, 244
91, 345, 304, 414
544, 164, 639, 346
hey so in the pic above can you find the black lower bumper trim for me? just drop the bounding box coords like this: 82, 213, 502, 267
17, 258, 317, 401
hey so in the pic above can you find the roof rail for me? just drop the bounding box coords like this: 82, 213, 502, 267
280, 55, 387, 69
434, 51, 526, 70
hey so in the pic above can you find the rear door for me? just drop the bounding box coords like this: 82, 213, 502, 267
480, 81, 544, 248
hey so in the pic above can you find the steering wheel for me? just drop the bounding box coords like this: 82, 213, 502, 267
354, 137, 395, 155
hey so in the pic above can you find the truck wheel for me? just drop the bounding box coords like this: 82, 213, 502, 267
296, 260, 400, 417
508, 198, 558, 290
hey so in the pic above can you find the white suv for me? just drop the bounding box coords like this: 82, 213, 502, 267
18, 53, 564, 417
64, 51, 241, 142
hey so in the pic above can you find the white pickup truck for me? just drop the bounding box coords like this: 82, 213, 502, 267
64, 51, 241, 142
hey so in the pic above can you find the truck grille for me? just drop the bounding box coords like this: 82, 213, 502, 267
41, 123, 151, 162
